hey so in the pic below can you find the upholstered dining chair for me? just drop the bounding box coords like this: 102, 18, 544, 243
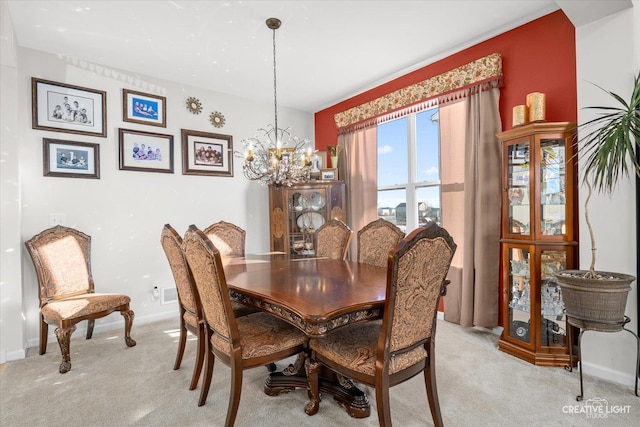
305, 222, 456, 427
24, 225, 136, 374
160, 224, 260, 391
357, 218, 405, 267
203, 220, 246, 258
182, 225, 307, 425
315, 219, 353, 260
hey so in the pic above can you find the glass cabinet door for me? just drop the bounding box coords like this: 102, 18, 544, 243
539, 249, 567, 347
507, 246, 531, 344
288, 189, 327, 256
539, 138, 567, 237
506, 141, 531, 237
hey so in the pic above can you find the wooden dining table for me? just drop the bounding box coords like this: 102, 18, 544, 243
222, 253, 388, 418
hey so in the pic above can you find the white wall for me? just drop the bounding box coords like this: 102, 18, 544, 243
575, 3, 639, 387
0, 41, 313, 361
0, 0, 25, 362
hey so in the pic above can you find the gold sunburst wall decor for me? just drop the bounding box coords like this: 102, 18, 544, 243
186, 97, 202, 114
210, 111, 226, 128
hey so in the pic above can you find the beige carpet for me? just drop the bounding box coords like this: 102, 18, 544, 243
1, 317, 638, 426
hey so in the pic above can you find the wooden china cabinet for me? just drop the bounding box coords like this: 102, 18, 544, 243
497, 122, 579, 366
269, 181, 346, 257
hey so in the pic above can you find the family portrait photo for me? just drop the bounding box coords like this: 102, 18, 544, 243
181, 129, 233, 177
43, 138, 100, 179
32, 78, 106, 137
123, 89, 166, 127
119, 128, 173, 174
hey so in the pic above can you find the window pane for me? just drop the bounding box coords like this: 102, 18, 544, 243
416, 108, 439, 183
417, 186, 441, 226
378, 117, 408, 187
377, 188, 406, 232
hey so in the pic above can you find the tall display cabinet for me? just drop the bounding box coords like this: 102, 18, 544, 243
269, 181, 346, 257
497, 122, 579, 366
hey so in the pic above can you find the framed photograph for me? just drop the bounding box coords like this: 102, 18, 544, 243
43, 138, 100, 179
321, 168, 337, 180
181, 129, 233, 177
32, 78, 107, 137
119, 128, 174, 173
310, 151, 326, 173
268, 147, 296, 164
122, 89, 166, 127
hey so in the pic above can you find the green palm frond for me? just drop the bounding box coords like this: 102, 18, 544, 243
577, 71, 640, 194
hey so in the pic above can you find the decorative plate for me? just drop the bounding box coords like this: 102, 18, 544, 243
210, 111, 226, 128
297, 212, 325, 230
310, 192, 326, 210
186, 97, 202, 114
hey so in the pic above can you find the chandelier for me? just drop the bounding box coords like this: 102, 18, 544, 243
238, 18, 312, 187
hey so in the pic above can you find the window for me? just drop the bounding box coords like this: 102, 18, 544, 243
377, 107, 440, 233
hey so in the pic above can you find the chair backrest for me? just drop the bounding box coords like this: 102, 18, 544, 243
315, 219, 353, 260
160, 224, 201, 320
183, 225, 238, 356
25, 225, 94, 304
382, 223, 456, 358
203, 221, 245, 257
357, 218, 405, 267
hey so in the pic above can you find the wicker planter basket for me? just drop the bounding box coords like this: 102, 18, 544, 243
554, 270, 635, 332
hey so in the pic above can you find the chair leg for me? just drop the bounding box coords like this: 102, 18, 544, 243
198, 345, 215, 407
375, 382, 392, 427
120, 308, 136, 347
174, 322, 187, 371
189, 324, 205, 391
304, 357, 321, 415
55, 324, 77, 374
86, 319, 95, 339
424, 354, 444, 427
39, 315, 48, 355
225, 363, 243, 427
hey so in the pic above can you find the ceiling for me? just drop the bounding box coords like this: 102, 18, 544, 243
5, 1, 573, 113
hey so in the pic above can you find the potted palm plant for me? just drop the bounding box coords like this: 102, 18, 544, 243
554, 71, 640, 331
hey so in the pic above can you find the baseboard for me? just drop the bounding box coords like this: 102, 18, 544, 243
581, 360, 639, 389
2, 348, 26, 363
24, 310, 176, 353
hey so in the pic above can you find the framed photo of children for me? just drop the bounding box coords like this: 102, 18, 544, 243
122, 89, 166, 127
32, 78, 107, 137
181, 129, 233, 177
43, 138, 100, 179
118, 128, 174, 173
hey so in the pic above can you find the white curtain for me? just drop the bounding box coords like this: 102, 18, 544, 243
338, 127, 378, 260
440, 87, 502, 328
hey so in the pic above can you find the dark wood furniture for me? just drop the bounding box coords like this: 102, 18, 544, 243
305, 223, 456, 426
497, 122, 579, 366
357, 218, 405, 267
183, 226, 307, 426
222, 252, 389, 417
24, 225, 136, 374
268, 180, 346, 257
161, 224, 206, 390
315, 218, 353, 260
203, 220, 246, 258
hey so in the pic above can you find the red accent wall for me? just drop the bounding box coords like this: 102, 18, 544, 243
313, 10, 576, 322
314, 10, 576, 152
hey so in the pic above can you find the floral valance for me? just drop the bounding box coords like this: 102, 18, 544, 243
334, 53, 503, 129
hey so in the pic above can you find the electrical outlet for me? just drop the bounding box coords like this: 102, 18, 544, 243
49, 213, 66, 226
